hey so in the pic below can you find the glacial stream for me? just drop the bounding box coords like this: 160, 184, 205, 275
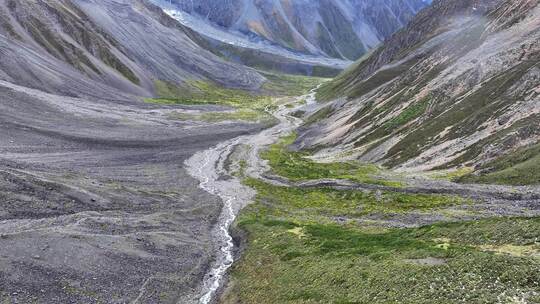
184, 92, 314, 303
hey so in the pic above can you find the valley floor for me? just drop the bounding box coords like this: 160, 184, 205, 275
196, 93, 540, 304
1, 77, 538, 304
0, 81, 267, 303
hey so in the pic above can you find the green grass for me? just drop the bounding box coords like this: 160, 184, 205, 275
168, 108, 265, 123
227, 128, 538, 304
199, 109, 262, 122
148, 80, 272, 107
260, 72, 328, 97
408, 217, 540, 246
151, 74, 324, 107
261, 133, 402, 187
245, 178, 470, 219
148, 80, 278, 122
384, 60, 539, 168
428, 167, 475, 182
315, 35, 538, 171
227, 202, 540, 304
383, 98, 429, 131
458, 144, 540, 186
147, 76, 323, 122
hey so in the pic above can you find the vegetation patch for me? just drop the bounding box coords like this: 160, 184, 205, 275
385, 60, 538, 168
148, 76, 323, 122
150, 75, 324, 106
226, 203, 540, 304
260, 72, 328, 97
148, 80, 279, 122
262, 133, 401, 187
478, 244, 540, 258
245, 178, 470, 218
228, 123, 537, 304
168, 109, 265, 123
383, 98, 429, 131
149, 80, 272, 107
428, 167, 475, 182
459, 143, 540, 186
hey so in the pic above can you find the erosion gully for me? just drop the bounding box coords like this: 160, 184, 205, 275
184, 92, 314, 304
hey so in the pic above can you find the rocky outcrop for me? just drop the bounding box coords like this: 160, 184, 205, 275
297, 0, 540, 177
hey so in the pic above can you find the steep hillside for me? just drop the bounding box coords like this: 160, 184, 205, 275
297, 0, 540, 183
0, 0, 264, 99
151, 0, 429, 76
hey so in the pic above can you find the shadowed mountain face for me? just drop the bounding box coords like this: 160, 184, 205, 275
297, 0, 540, 179
151, 0, 429, 76
0, 0, 264, 99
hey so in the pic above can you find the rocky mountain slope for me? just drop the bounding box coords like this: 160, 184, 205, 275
296, 0, 540, 183
0, 0, 264, 99
151, 0, 429, 76
0, 0, 270, 302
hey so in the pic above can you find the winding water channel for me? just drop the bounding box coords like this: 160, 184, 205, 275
184, 92, 313, 303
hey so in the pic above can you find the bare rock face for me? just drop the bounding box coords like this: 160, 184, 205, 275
0, 0, 265, 99
297, 0, 540, 174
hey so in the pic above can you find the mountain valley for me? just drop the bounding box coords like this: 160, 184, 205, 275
0, 0, 538, 303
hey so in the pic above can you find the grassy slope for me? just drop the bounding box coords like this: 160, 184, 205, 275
459, 143, 540, 186
149, 80, 272, 107
151, 73, 326, 105
259, 72, 327, 97
309, 15, 540, 187
244, 178, 469, 220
